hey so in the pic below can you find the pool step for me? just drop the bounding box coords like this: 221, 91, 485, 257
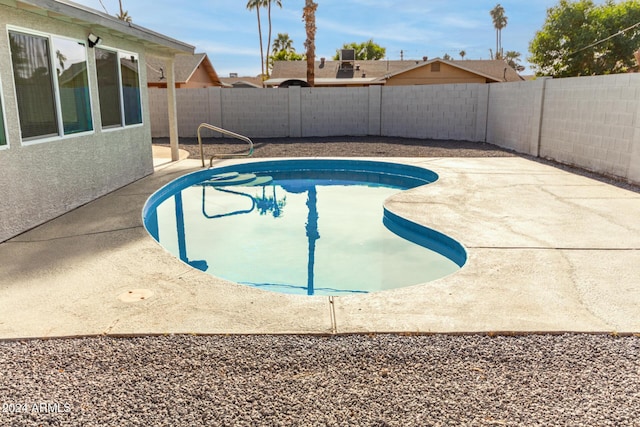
201, 172, 272, 187
239, 176, 273, 187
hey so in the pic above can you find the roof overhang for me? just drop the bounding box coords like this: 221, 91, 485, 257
1, 0, 195, 55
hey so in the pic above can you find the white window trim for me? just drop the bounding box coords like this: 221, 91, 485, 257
95, 45, 144, 130
0, 73, 8, 150
6, 25, 96, 145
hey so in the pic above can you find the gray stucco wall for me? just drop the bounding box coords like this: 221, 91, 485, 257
0, 5, 156, 242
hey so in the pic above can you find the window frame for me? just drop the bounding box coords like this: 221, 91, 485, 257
95, 45, 144, 130
7, 26, 95, 145
0, 73, 8, 149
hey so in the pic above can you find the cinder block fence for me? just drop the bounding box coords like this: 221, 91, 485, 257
149, 73, 640, 184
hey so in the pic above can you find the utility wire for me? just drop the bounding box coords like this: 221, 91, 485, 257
97, 0, 109, 14
569, 20, 640, 56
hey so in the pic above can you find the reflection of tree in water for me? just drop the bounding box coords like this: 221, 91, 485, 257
254, 185, 286, 217
280, 181, 320, 295
305, 187, 319, 295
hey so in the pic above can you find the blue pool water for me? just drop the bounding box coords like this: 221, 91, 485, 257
143, 160, 466, 296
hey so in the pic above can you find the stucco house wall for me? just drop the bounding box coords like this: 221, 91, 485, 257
181, 66, 215, 88
0, 1, 192, 242
385, 63, 487, 86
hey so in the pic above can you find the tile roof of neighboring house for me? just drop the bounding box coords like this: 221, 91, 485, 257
270, 59, 417, 81
267, 58, 524, 86
147, 53, 221, 86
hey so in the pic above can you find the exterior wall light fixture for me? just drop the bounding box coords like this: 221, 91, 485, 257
87, 33, 101, 48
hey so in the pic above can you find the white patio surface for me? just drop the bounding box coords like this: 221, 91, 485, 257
1, 151, 638, 339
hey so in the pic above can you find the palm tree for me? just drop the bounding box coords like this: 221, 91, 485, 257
247, 0, 267, 79
303, 0, 318, 86
265, 0, 283, 78
490, 4, 507, 59
504, 50, 525, 72
272, 33, 294, 54
116, 0, 132, 23
459, 50, 466, 60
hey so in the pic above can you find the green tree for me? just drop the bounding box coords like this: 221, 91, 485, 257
269, 49, 305, 71
529, 0, 640, 77
442, 53, 453, 61
272, 32, 294, 54
504, 50, 525, 72
459, 50, 467, 60
270, 50, 304, 61
490, 4, 507, 58
333, 39, 386, 60
303, 0, 318, 86
269, 33, 304, 72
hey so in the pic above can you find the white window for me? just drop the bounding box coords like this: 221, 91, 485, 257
95, 47, 142, 128
8, 29, 93, 141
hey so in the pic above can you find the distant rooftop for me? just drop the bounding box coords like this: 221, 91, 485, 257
267, 58, 524, 87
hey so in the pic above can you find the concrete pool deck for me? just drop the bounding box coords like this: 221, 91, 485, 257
1, 153, 639, 339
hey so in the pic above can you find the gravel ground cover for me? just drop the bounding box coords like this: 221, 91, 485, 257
1, 334, 639, 426
153, 136, 516, 159
153, 136, 639, 193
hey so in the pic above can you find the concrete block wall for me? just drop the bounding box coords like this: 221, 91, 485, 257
148, 89, 169, 137
486, 79, 547, 156
176, 88, 212, 137
219, 88, 289, 138
630, 99, 640, 183
539, 74, 640, 178
381, 84, 479, 141
149, 75, 640, 184
300, 87, 370, 137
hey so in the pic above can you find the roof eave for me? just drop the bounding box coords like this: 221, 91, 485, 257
6, 0, 194, 54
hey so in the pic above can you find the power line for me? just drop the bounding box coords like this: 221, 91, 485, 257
97, 0, 109, 14
569, 20, 640, 57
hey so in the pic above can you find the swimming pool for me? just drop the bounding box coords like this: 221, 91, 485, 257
143, 159, 466, 296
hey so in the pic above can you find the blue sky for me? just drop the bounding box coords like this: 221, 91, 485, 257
73, 0, 566, 76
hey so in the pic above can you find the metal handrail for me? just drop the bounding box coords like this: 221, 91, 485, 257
197, 123, 254, 168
